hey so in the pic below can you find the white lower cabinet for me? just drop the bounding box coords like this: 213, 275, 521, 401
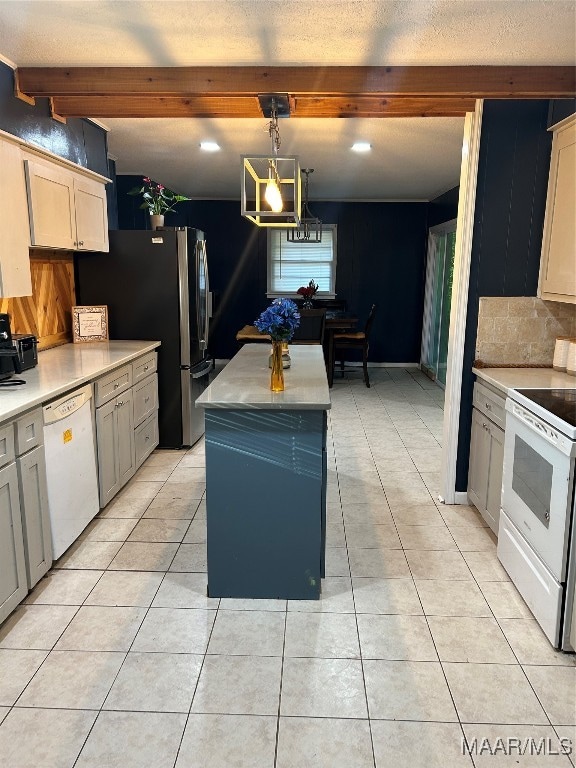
96, 390, 136, 508
17, 445, 52, 589
0, 348, 160, 625
15, 408, 52, 588
95, 352, 159, 508
0, 462, 27, 624
0, 407, 52, 623
133, 370, 159, 469
468, 383, 505, 534
135, 412, 159, 467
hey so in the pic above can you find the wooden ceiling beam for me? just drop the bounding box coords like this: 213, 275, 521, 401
51, 94, 476, 118
18, 66, 576, 99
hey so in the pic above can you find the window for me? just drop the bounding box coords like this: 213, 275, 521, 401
267, 225, 337, 297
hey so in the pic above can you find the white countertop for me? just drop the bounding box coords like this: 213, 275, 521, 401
196, 344, 331, 410
0, 340, 160, 422
473, 367, 576, 396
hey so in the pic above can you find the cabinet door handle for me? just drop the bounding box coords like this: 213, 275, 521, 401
113, 383, 120, 389
485, 402, 492, 410
78, 240, 84, 246
145, 435, 150, 441
115, 400, 124, 408
144, 365, 149, 371
144, 397, 150, 403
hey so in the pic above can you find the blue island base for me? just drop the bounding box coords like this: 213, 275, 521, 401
205, 408, 327, 600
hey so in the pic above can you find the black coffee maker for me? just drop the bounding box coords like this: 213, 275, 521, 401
0, 314, 24, 385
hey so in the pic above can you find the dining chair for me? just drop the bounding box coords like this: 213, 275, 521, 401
291, 309, 326, 345
332, 304, 377, 387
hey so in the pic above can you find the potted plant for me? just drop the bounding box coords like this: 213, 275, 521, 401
128, 177, 191, 229
254, 298, 300, 391
297, 280, 319, 309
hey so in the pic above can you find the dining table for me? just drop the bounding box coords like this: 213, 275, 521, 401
324, 311, 359, 387
236, 309, 358, 388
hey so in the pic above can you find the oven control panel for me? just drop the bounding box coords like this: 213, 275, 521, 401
508, 401, 575, 456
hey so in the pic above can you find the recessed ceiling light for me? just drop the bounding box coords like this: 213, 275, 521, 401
351, 142, 372, 153
200, 141, 220, 152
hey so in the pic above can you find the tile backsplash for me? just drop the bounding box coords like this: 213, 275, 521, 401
475, 297, 576, 367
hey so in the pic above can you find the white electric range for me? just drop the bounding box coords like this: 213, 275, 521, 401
498, 388, 576, 650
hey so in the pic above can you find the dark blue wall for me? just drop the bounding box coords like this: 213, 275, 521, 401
0, 60, 109, 176
548, 99, 576, 128
116, 175, 429, 362
428, 186, 459, 228
455, 100, 553, 492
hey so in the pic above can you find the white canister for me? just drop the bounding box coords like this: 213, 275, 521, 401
553, 336, 573, 371
567, 340, 576, 377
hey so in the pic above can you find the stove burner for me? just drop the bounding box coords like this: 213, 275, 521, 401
515, 389, 576, 429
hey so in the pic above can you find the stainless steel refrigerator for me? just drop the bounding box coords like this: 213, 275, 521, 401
76, 228, 212, 448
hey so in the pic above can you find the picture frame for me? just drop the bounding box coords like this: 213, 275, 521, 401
72, 305, 109, 343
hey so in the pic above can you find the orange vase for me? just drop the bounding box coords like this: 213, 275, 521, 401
270, 340, 285, 392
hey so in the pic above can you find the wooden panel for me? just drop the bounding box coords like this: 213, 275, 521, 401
17, 66, 576, 99
52, 94, 475, 119
0, 250, 76, 350
292, 96, 475, 118
53, 95, 262, 118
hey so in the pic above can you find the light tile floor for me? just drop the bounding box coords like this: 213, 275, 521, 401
0, 367, 574, 767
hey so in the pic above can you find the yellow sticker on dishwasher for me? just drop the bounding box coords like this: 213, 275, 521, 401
63, 429, 73, 444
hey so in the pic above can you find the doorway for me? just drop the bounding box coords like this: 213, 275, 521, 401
421, 219, 457, 387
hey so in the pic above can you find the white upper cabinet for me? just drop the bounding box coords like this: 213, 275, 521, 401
538, 116, 576, 304
25, 159, 76, 250
74, 175, 109, 252
24, 156, 109, 253
0, 138, 32, 297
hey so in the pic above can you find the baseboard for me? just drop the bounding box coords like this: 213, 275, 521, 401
438, 491, 469, 505
343, 362, 420, 368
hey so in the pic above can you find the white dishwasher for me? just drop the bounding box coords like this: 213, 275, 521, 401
43, 383, 100, 559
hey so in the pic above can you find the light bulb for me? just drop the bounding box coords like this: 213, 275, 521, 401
265, 177, 283, 213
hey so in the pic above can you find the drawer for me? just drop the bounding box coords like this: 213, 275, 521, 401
133, 352, 157, 386
15, 409, 44, 456
0, 422, 15, 469
473, 382, 506, 429
133, 374, 158, 427
95, 364, 132, 406
135, 411, 159, 468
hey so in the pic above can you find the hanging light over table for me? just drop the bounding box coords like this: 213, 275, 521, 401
241, 94, 301, 228
287, 168, 322, 243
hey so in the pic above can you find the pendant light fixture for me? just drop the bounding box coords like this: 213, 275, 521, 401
241, 94, 301, 228
287, 168, 322, 243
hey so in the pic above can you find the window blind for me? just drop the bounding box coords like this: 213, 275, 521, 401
267, 225, 337, 295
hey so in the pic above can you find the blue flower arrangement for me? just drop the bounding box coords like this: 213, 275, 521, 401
254, 298, 301, 342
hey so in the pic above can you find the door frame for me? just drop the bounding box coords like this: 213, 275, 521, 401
440, 100, 484, 505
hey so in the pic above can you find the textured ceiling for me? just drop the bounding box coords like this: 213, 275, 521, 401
0, 1, 574, 200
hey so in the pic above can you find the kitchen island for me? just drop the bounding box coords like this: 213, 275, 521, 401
196, 344, 331, 600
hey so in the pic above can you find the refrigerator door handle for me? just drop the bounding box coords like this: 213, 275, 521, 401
203, 240, 210, 344
195, 243, 203, 351
177, 230, 192, 369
